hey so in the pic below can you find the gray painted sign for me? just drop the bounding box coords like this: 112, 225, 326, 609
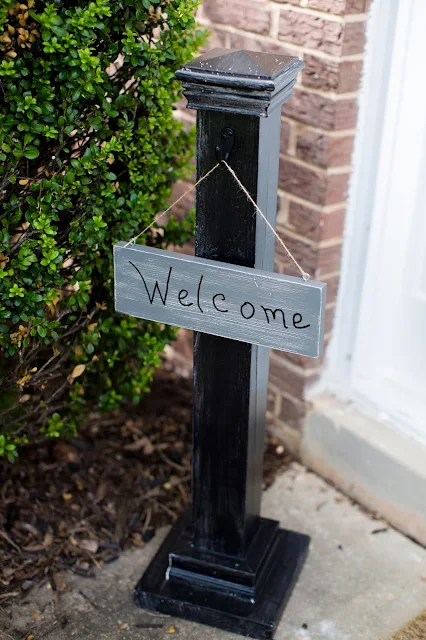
114, 242, 326, 358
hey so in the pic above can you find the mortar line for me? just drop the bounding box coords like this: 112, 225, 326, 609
197, 19, 366, 64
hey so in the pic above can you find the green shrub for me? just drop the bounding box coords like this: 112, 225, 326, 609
0, 0, 205, 460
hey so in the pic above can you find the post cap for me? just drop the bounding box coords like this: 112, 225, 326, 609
175, 48, 304, 117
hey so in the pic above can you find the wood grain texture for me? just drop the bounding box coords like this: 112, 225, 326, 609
193, 108, 265, 554
114, 242, 326, 358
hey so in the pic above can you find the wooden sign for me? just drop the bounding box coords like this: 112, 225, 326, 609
114, 242, 326, 358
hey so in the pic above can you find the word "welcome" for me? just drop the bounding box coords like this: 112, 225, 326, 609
114, 243, 326, 357
129, 262, 310, 331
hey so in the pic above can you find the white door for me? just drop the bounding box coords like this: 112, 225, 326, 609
329, 0, 426, 444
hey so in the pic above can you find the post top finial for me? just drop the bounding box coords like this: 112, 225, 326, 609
175, 48, 304, 117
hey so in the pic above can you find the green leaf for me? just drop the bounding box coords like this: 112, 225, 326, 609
52, 26, 68, 37
24, 147, 40, 160
0, 0, 207, 457
24, 133, 34, 146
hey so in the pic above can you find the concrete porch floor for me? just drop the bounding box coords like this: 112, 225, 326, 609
7, 463, 426, 640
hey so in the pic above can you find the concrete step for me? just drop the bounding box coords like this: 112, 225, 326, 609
8, 464, 426, 640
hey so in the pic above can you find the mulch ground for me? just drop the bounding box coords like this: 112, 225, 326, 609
391, 610, 426, 639
0, 367, 292, 604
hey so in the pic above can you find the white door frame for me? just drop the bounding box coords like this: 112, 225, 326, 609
325, 0, 426, 441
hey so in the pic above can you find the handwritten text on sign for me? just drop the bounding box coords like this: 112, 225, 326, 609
114, 243, 326, 357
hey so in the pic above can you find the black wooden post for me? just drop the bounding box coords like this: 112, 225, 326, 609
134, 49, 309, 639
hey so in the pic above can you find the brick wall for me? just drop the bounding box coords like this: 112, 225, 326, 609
172, 0, 371, 451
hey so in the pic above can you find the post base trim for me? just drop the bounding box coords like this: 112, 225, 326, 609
134, 511, 310, 640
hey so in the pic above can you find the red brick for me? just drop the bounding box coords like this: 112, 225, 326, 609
274, 257, 283, 275
229, 33, 297, 58
282, 89, 336, 130
269, 356, 309, 398
335, 98, 358, 129
316, 243, 342, 276
303, 55, 340, 92
346, 0, 370, 13
279, 159, 327, 205
275, 233, 318, 277
296, 129, 356, 170
321, 208, 346, 240
204, 27, 228, 51
307, 0, 370, 14
282, 351, 311, 371
322, 273, 340, 301
276, 193, 289, 226
286, 200, 346, 242
277, 394, 306, 422
296, 128, 329, 167
305, 0, 346, 14
330, 135, 355, 165
342, 21, 366, 55
279, 9, 344, 56
267, 389, 278, 416
307, 0, 370, 10
339, 60, 363, 93
325, 305, 336, 333
283, 348, 326, 372
326, 172, 350, 204
279, 158, 349, 205
303, 55, 363, 93
287, 200, 322, 241
280, 119, 292, 155
278, 9, 366, 57
203, 0, 271, 35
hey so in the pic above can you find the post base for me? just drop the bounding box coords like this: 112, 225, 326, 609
134, 511, 309, 639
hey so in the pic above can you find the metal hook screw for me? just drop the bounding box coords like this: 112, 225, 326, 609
215, 127, 235, 163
